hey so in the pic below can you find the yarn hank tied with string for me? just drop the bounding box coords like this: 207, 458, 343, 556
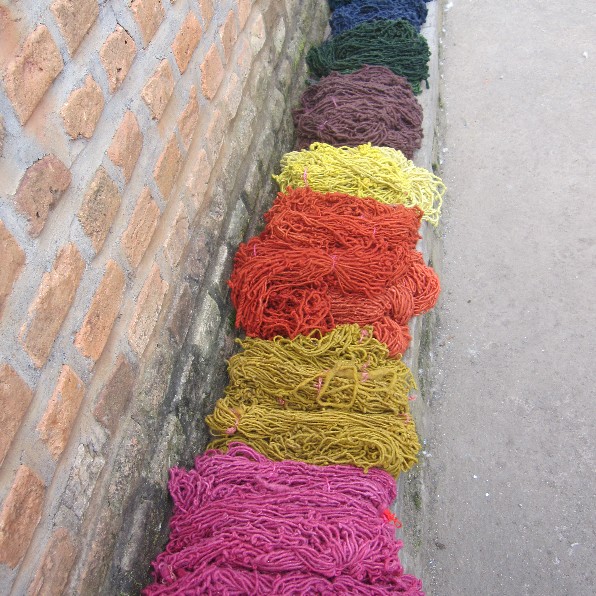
225, 324, 416, 414
143, 443, 424, 595
293, 65, 423, 158
229, 187, 440, 356
274, 142, 445, 226
328, 0, 432, 9
330, 0, 429, 35
307, 19, 430, 94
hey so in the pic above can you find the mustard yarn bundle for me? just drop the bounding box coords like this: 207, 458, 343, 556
273, 142, 445, 226
224, 324, 416, 414
207, 406, 419, 477
206, 325, 420, 477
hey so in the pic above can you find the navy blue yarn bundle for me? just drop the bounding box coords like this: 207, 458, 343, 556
331, 0, 428, 35
328, 0, 432, 9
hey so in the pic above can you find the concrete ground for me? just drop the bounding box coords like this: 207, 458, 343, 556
417, 1, 596, 594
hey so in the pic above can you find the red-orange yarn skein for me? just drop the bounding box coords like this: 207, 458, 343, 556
229, 187, 440, 356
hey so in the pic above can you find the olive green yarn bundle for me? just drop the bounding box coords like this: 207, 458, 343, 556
306, 19, 430, 94
207, 405, 420, 477
224, 324, 416, 414
273, 142, 445, 226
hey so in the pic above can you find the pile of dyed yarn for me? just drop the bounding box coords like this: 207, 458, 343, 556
144, 0, 443, 593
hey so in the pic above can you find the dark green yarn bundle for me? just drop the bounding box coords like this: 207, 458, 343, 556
306, 19, 430, 94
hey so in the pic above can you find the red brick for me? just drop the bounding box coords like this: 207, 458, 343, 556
141, 59, 174, 120
28, 528, 77, 596
50, 0, 99, 55
0, 221, 26, 319
121, 187, 160, 268
20, 244, 85, 368
93, 354, 136, 433
37, 365, 84, 459
224, 73, 242, 119
100, 26, 136, 93
185, 148, 211, 210
168, 283, 192, 345
220, 10, 237, 63
172, 12, 202, 74
164, 203, 189, 267
78, 167, 122, 252
177, 86, 200, 150
107, 111, 143, 182
3, 25, 63, 125
0, 466, 45, 568
128, 264, 168, 355
199, 0, 213, 27
61, 75, 104, 139
0, 116, 5, 155
200, 44, 224, 100
236, 36, 254, 75
238, 0, 252, 28
0, 364, 33, 466
153, 135, 182, 200
14, 155, 72, 237
130, 0, 164, 47
75, 260, 125, 361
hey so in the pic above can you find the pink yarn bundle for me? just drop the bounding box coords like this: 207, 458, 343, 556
143, 443, 424, 595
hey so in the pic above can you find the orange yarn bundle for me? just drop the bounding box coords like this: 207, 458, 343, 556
229, 187, 439, 356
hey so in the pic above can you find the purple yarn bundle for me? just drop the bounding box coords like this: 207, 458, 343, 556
143, 443, 424, 595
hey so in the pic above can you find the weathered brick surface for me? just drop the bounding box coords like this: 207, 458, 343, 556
153, 135, 182, 200
141, 59, 175, 120
28, 528, 77, 596
21, 244, 85, 368
128, 264, 168, 356
121, 187, 160, 268
61, 75, 104, 139
14, 155, 72, 237
185, 148, 211, 210
164, 204, 189, 267
3, 25, 63, 124
201, 44, 224, 100
93, 354, 136, 433
0, 364, 34, 465
177, 86, 200, 150
131, 0, 165, 47
75, 260, 125, 361
171, 12, 202, 74
78, 168, 122, 252
0, 466, 45, 568
37, 366, 85, 459
107, 111, 143, 182
0, 221, 26, 319
238, 0, 252, 29
199, 0, 214, 27
100, 26, 137, 93
220, 10, 238, 63
50, 0, 99, 55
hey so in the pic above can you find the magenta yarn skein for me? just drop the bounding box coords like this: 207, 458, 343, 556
143, 443, 424, 595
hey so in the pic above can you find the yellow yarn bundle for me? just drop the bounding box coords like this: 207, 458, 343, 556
224, 324, 415, 414
273, 142, 445, 226
205, 325, 420, 477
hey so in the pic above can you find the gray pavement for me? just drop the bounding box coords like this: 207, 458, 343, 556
418, 1, 596, 594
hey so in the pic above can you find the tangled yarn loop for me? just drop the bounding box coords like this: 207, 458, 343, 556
225, 324, 416, 414
330, 0, 429, 35
274, 142, 445, 226
143, 443, 424, 594
229, 187, 440, 356
307, 20, 430, 94
293, 66, 423, 158
207, 404, 420, 475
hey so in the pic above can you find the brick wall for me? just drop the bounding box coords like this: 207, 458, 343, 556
0, 0, 328, 592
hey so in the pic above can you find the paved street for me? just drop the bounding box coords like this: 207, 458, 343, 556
418, 1, 596, 594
